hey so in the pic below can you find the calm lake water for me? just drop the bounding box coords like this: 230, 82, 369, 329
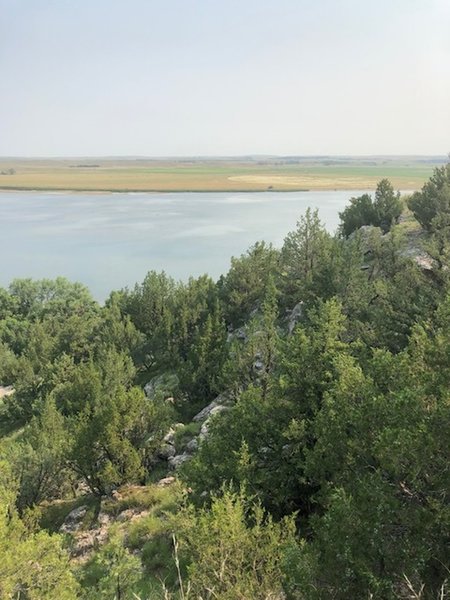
0, 190, 369, 301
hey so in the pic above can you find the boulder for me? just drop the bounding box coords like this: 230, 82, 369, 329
157, 476, 176, 487
208, 405, 229, 418
193, 399, 220, 422
286, 302, 304, 334
144, 372, 179, 400
168, 453, 192, 470
158, 443, 176, 460
97, 511, 111, 527
198, 405, 230, 441
400, 231, 435, 271
0, 386, 14, 399
185, 438, 199, 453
192, 393, 231, 422
59, 505, 88, 534
199, 420, 210, 441
349, 224, 381, 244
70, 513, 112, 560
163, 423, 184, 445
227, 327, 248, 344
116, 508, 150, 523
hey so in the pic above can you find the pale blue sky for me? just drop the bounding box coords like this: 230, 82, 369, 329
1, 0, 449, 156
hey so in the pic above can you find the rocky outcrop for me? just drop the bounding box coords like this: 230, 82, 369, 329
158, 443, 176, 460
154, 391, 233, 472
193, 400, 219, 422
168, 453, 192, 470
192, 393, 231, 422
400, 229, 435, 271
59, 497, 155, 561
59, 505, 88, 534
157, 476, 176, 487
227, 326, 249, 344
185, 437, 199, 453
286, 302, 304, 334
0, 385, 14, 399
144, 373, 179, 401
162, 423, 184, 445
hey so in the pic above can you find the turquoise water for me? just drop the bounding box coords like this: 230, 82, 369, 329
0, 190, 366, 300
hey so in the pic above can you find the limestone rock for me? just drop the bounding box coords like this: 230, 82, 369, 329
253, 359, 264, 371
0, 386, 14, 399
185, 438, 199, 453
144, 372, 179, 400
193, 393, 231, 422
157, 476, 176, 487
163, 423, 184, 445
158, 443, 176, 460
193, 399, 220, 422
208, 405, 229, 418
286, 301, 304, 334
168, 453, 192, 470
198, 404, 230, 441
116, 508, 150, 523
59, 505, 88, 534
199, 420, 210, 441
227, 327, 249, 344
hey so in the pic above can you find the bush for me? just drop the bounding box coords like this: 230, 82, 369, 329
175, 488, 298, 599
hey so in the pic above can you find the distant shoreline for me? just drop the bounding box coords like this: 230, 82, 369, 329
0, 186, 418, 194
0, 156, 434, 194
0, 186, 315, 194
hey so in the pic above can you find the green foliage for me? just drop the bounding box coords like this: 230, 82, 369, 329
0, 459, 79, 599
408, 163, 450, 231
279, 208, 334, 308
178, 299, 227, 413
176, 488, 297, 600
80, 529, 141, 599
115, 271, 177, 371
69, 381, 170, 495
181, 387, 292, 516
339, 192, 376, 237
218, 241, 280, 327
172, 421, 202, 453
0, 341, 18, 385
340, 179, 402, 236
6, 397, 71, 510
373, 178, 403, 232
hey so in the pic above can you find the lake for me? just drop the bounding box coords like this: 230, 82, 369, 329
0, 190, 368, 301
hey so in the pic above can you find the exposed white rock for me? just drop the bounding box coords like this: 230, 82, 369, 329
286, 302, 304, 334
193, 400, 220, 422
192, 393, 230, 422
168, 453, 192, 470
227, 327, 249, 343
144, 373, 179, 400
163, 423, 184, 445
157, 476, 176, 487
0, 386, 14, 398
59, 505, 88, 534
208, 405, 229, 418
158, 443, 176, 460
185, 438, 199, 453
116, 508, 150, 523
199, 421, 210, 441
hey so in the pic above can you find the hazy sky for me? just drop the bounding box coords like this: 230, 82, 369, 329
1, 0, 449, 156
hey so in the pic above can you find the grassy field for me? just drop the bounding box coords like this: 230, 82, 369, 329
0, 156, 444, 193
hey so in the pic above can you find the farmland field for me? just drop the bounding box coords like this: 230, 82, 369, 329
0, 156, 445, 193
